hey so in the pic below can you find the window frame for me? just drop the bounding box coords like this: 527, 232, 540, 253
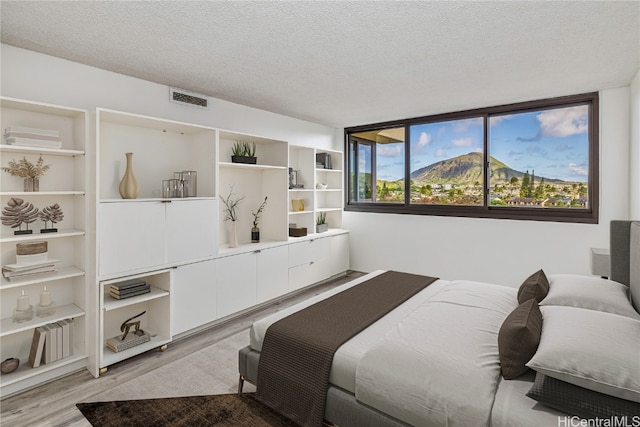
344, 92, 599, 224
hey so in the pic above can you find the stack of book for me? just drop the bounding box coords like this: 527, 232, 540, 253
28, 318, 75, 368
2, 241, 59, 281
109, 279, 150, 300
2, 259, 59, 280
106, 329, 151, 353
4, 125, 62, 149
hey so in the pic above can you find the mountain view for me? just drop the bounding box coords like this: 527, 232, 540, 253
372, 152, 588, 207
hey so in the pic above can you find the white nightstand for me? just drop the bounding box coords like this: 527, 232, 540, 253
590, 247, 610, 278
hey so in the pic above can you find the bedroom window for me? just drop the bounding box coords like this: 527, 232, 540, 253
345, 92, 599, 223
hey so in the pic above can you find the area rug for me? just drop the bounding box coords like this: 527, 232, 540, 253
76, 392, 297, 426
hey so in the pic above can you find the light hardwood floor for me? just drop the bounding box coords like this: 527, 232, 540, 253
1, 272, 364, 427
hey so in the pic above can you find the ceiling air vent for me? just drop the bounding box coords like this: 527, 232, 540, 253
169, 87, 208, 109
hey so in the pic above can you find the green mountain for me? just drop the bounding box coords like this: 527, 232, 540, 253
409, 152, 563, 185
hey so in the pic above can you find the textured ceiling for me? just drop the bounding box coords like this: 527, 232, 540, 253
1, 1, 639, 128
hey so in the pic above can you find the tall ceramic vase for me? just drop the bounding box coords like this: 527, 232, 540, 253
119, 152, 139, 199
229, 221, 239, 248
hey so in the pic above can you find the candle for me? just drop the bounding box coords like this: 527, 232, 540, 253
40, 286, 51, 307
17, 290, 30, 311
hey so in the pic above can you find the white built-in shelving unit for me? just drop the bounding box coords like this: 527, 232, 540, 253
0, 97, 89, 397
1, 99, 349, 395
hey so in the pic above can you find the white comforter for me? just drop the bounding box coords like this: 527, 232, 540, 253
355, 281, 518, 427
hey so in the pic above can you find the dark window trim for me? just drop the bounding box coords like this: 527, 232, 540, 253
344, 92, 599, 224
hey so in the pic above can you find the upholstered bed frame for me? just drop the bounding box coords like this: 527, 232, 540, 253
238, 220, 639, 426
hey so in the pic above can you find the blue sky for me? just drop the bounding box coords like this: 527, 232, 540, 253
373, 105, 589, 183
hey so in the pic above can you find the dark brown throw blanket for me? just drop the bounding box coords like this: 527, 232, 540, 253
255, 271, 439, 427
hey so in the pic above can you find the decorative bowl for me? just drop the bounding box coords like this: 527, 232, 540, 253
316, 183, 328, 190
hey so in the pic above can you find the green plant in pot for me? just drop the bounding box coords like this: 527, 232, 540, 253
251, 196, 268, 243
231, 141, 257, 164
316, 212, 328, 233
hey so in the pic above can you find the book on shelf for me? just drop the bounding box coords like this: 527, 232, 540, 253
109, 287, 151, 300
41, 324, 56, 364
54, 323, 63, 360
28, 326, 47, 368
110, 278, 148, 291
4, 137, 62, 149
4, 125, 60, 138
2, 260, 59, 280
106, 331, 151, 353
110, 282, 149, 294
57, 319, 71, 358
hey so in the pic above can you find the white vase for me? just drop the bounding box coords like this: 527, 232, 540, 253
229, 221, 239, 248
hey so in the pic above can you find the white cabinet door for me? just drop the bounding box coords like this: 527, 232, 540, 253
172, 259, 218, 336
329, 233, 350, 277
256, 245, 289, 304
288, 263, 312, 292
166, 199, 217, 264
98, 202, 166, 276
217, 252, 257, 318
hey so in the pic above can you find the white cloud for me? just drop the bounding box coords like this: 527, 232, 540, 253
489, 115, 513, 127
454, 117, 483, 132
474, 147, 482, 153
378, 144, 403, 157
418, 132, 432, 147
537, 106, 588, 137
435, 148, 447, 158
452, 137, 473, 147
568, 162, 588, 176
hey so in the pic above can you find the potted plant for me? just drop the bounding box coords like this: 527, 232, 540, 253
316, 212, 328, 233
1, 155, 51, 191
221, 185, 244, 248
251, 196, 268, 243
231, 141, 257, 164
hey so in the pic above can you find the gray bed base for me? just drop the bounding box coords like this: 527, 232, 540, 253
238, 220, 639, 426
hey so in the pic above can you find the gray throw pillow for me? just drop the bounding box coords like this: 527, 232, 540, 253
498, 298, 542, 379
517, 269, 549, 304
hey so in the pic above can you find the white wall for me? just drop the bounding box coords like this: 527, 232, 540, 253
344, 87, 631, 288
630, 69, 640, 218
2, 45, 634, 288
0, 45, 337, 150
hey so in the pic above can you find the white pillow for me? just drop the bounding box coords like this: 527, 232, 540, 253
542, 274, 640, 319
527, 305, 640, 403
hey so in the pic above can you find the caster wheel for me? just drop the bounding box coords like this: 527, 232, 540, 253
99, 367, 108, 375
160, 344, 168, 352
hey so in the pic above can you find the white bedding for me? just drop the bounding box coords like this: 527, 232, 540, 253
250, 270, 451, 393
356, 281, 517, 427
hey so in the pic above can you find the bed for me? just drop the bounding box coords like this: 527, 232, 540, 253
238, 220, 640, 426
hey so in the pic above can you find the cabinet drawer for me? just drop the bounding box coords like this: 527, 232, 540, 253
288, 237, 330, 267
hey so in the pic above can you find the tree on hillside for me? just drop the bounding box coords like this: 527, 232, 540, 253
520, 171, 531, 197
534, 177, 545, 199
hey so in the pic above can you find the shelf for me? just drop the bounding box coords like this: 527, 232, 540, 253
0, 229, 85, 243
315, 168, 342, 173
288, 188, 314, 192
1, 266, 85, 289
316, 189, 342, 192
103, 287, 170, 312
0, 354, 86, 387
288, 210, 313, 215
316, 208, 343, 213
0, 191, 85, 197
0, 145, 84, 157
98, 196, 216, 204
0, 303, 84, 337
101, 334, 170, 367
219, 162, 287, 171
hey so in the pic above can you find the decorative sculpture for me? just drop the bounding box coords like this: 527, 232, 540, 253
39, 203, 64, 233
1, 198, 39, 234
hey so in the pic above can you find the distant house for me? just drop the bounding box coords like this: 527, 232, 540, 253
508, 197, 536, 206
